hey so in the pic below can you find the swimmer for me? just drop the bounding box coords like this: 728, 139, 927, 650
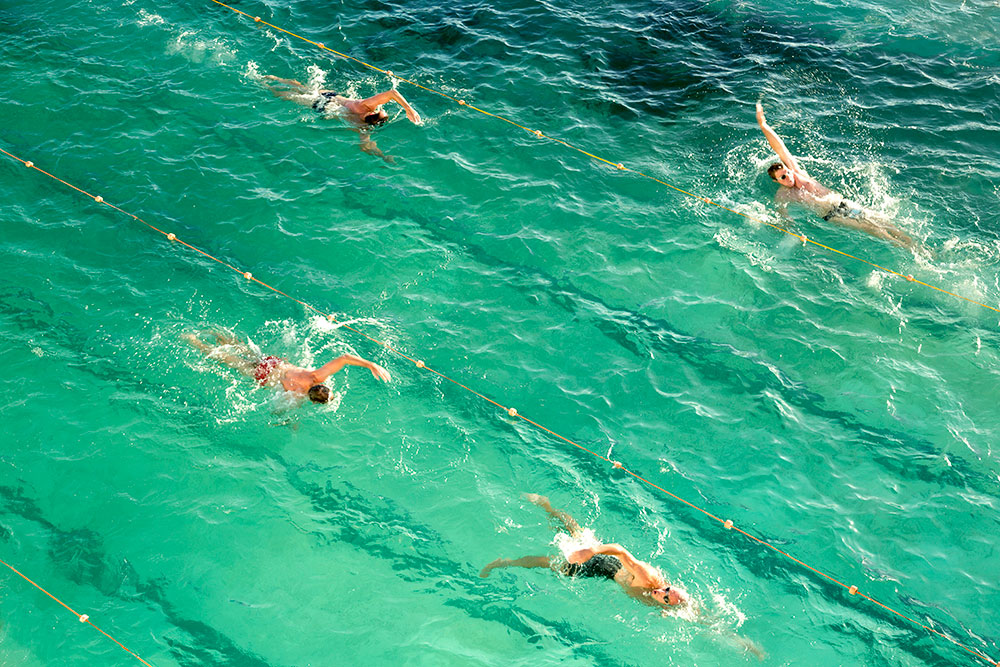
262, 74, 421, 162
481, 494, 765, 659
183, 331, 390, 403
756, 101, 917, 250
479, 494, 687, 609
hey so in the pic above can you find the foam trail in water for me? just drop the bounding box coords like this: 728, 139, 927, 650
552, 527, 601, 558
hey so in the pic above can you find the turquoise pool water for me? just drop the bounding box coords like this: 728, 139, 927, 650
2, 0, 999, 664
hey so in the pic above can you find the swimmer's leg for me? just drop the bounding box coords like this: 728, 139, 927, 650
860, 219, 916, 250
717, 629, 766, 661
832, 209, 918, 251
261, 75, 312, 102
183, 333, 214, 356
479, 556, 552, 578
691, 612, 765, 660
183, 333, 256, 375
212, 332, 252, 352
826, 213, 906, 249
884, 225, 917, 250
525, 493, 582, 537
859, 209, 917, 249
262, 75, 307, 89
210, 332, 256, 356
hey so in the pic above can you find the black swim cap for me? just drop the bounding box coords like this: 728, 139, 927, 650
308, 385, 331, 404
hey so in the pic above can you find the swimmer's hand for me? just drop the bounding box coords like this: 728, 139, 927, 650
756, 101, 766, 127
370, 363, 391, 383
407, 108, 421, 124
567, 547, 596, 564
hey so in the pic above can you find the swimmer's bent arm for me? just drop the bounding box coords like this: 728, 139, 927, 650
756, 102, 801, 175
356, 130, 393, 162
312, 354, 392, 383
359, 89, 421, 124
570, 543, 662, 588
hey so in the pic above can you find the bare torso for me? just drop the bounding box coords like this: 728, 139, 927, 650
776, 182, 843, 216
259, 362, 317, 394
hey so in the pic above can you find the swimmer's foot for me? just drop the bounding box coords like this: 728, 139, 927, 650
479, 558, 509, 578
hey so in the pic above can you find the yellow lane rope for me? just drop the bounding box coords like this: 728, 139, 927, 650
0, 557, 155, 666
3, 145, 996, 665
208, 0, 1000, 316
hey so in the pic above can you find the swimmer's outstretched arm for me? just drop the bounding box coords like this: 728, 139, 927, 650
312, 354, 391, 383
756, 102, 801, 174
359, 89, 421, 124
569, 543, 662, 588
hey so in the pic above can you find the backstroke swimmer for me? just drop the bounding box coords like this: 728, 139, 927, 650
756, 100, 917, 250
262, 74, 421, 162
183, 331, 390, 404
480, 494, 764, 658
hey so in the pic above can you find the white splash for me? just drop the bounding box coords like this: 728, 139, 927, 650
244, 61, 262, 81
306, 64, 328, 91
136, 9, 164, 26
552, 528, 601, 559
167, 30, 235, 66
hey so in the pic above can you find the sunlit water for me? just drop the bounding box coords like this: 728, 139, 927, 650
2, 0, 999, 665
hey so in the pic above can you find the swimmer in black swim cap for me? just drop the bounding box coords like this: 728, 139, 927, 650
262, 74, 421, 161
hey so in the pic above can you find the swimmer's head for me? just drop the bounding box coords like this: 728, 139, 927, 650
768, 163, 794, 187
363, 110, 389, 126
650, 586, 687, 607
307, 384, 331, 404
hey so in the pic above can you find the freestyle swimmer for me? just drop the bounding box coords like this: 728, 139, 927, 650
262, 74, 421, 161
756, 101, 916, 250
481, 494, 765, 658
479, 494, 688, 609
183, 331, 390, 403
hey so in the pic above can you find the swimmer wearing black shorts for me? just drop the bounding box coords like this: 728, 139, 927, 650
311, 90, 339, 113
757, 100, 917, 250
562, 553, 622, 579
479, 493, 687, 609
822, 199, 863, 222
261, 74, 420, 160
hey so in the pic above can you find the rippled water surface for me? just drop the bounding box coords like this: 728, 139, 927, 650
2, 0, 999, 665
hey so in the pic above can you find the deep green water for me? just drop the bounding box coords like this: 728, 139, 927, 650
2, 0, 999, 665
